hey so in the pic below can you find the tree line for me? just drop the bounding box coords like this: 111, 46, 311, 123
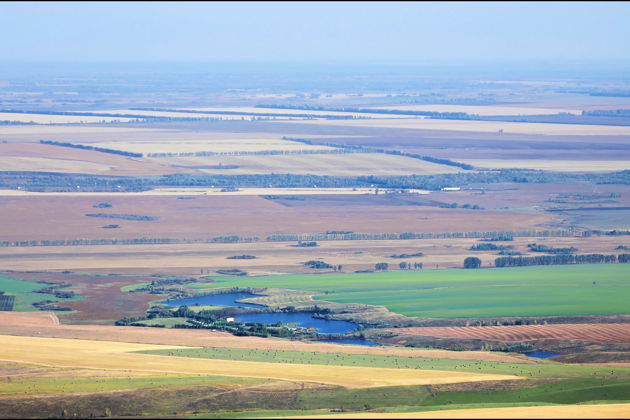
3, 169, 630, 193
495, 254, 629, 267
40, 140, 143, 158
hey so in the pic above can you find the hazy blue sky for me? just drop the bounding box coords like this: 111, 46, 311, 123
1, 1, 629, 63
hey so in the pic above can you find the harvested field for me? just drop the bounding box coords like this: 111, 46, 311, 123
78, 109, 281, 120
77, 138, 334, 155
0, 112, 135, 124
393, 324, 630, 344
171, 106, 416, 119
0, 311, 59, 326
288, 403, 630, 419
0, 143, 186, 175
158, 153, 462, 176
0, 234, 624, 273
0, 187, 405, 197
0, 125, 169, 139
0, 313, 533, 364
365, 104, 582, 116
272, 116, 630, 135
0, 335, 522, 388
0, 194, 552, 243
461, 159, 630, 172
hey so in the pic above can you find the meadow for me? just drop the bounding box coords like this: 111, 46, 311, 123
0, 274, 82, 311
188, 264, 630, 318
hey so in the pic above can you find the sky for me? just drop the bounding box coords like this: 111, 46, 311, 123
1, 1, 629, 64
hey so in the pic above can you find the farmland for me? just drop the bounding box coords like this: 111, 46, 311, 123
173, 264, 630, 319
2, 40, 630, 418
394, 324, 630, 344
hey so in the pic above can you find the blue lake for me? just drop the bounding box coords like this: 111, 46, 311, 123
162, 292, 265, 309
234, 312, 358, 334
314, 338, 380, 346
524, 351, 564, 359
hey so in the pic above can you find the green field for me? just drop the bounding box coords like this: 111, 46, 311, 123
0, 274, 83, 311
183, 265, 630, 318
142, 347, 630, 380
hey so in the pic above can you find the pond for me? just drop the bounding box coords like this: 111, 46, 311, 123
314, 338, 381, 346
234, 312, 358, 334
162, 292, 265, 309
524, 351, 564, 359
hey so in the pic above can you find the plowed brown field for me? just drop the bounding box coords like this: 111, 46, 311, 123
394, 324, 630, 344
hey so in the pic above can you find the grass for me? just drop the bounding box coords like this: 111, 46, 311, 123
416, 378, 630, 407
0, 374, 256, 396
141, 347, 630, 380
0, 274, 83, 311
185, 265, 630, 318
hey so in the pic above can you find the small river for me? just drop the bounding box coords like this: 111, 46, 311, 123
524, 351, 564, 359
314, 338, 380, 346
163, 292, 359, 334
235, 312, 358, 334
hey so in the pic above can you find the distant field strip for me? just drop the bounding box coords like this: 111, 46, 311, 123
161, 153, 462, 175
0, 112, 136, 124
461, 159, 630, 172
365, 104, 581, 116
76, 139, 335, 155
169, 106, 417, 119
394, 324, 630, 344
286, 403, 630, 419
270, 117, 630, 135
0, 335, 522, 388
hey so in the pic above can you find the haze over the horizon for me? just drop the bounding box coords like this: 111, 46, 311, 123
1, 1, 629, 64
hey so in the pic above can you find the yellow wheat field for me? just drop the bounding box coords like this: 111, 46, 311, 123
0, 335, 522, 389
283, 403, 630, 419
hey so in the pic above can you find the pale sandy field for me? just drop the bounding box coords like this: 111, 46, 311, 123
271, 117, 630, 136
0, 187, 416, 197
285, 404, 630, 419
0, 156, 114, 173
157, 153, 462, 176
0, 335, 522, 389
0, 125, 169, 136
0, 112, 136, 124
78, 109, 292, 120
172, 106, 419, 119
365, 104, 581, 116
462, 159, 630, 172
78, 139, 335, 154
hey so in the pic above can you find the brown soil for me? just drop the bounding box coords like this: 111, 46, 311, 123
393, 324, 630, 344
0, 194, 553, 242
3, 272, 158, 324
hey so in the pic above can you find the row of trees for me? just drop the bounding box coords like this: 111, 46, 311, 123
3, 169, 630, 193
495, 254, 629, 267
40, 140, 143, 158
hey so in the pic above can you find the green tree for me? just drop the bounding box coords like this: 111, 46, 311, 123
464, 257, 482, 269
